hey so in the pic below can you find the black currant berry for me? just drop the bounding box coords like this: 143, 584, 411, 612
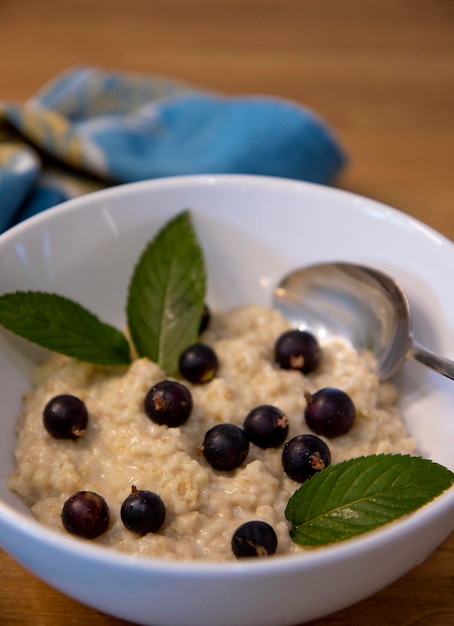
231, 520, 278, 558
179, 343, 218, 384
121, 486, 166, 535
199, 423, 249, 471
144, 380, 193, 427
304, 387, 355, 438
282, 434, 331, 483
243, 405, 289, 449
61, 490, 110, 539
199, 304, 211, 334
274, 329, 321, 374
43, 394, 89, 439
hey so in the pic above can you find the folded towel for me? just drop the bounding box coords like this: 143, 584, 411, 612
0, 66, 347, 233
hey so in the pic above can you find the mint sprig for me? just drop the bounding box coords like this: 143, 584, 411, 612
127, 210, 206, 375
285, 454, 454, 546
0, 291, 131, 365
0, 210, 206, 372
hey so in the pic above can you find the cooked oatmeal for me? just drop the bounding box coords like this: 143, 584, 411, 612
8, 304, 416, 561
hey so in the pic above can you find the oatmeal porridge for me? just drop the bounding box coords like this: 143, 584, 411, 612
8, 304, 416, 561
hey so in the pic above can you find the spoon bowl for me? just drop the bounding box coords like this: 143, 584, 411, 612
274, 261, 454, 381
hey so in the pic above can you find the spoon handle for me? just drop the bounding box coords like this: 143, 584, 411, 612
409, 342, 454, 381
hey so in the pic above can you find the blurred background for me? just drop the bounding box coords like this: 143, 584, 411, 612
0, 1, 453, 625
1, 0, 453, 233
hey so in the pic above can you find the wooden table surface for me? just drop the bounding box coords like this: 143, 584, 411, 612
0, 1, 453, 624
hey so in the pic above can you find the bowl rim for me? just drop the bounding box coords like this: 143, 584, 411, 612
1, 173, 452, 250
1, 173, 453, 575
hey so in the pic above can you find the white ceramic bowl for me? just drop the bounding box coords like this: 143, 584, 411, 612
0, 174, 453, 626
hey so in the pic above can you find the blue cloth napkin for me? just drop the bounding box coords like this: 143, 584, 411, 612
0, 66, 347, 233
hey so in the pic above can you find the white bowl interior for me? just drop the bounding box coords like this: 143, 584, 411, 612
0, 174, 453, 626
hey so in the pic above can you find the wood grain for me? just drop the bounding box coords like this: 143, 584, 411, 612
0, 1, 453, 624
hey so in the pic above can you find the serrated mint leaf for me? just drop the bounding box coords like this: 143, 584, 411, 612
0, 291, 131, 365
126, 210, 206, 375
285, 454, 454, 546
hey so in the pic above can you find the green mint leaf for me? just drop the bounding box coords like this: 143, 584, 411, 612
126, 210, 206, 375
0, 291, 131, 365
285, 454, 454, 546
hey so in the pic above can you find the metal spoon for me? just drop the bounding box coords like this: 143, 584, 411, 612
273, 261, 454, 381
